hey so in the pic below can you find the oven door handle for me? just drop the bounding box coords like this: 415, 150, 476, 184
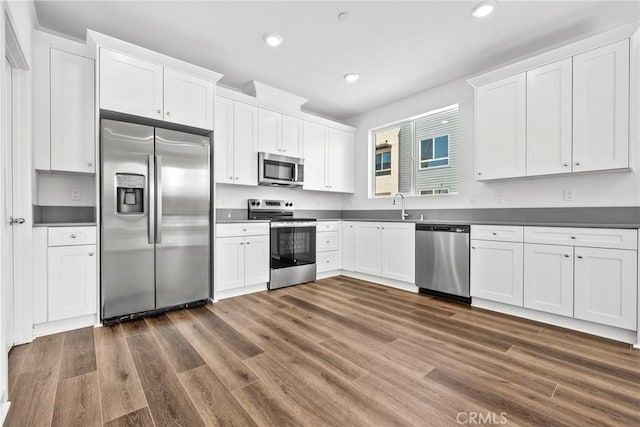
270, 222, 317, 228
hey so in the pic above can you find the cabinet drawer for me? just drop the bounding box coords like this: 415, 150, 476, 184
317, 251, 339, 273
524, 227, 637, 250
471, 225, 523, 242
48, 227, 96, 246
317, 221, 339, 232
216, 223, 269, 237
317, 232, 338, 252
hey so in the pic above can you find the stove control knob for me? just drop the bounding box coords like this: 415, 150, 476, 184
250, 201, 256, 206
256, 202, 261, 206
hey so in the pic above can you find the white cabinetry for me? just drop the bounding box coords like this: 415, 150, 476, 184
214, 97, 258, 185
524, 243, 574, 316
215, 223, 270, 294
354, 222, 383, 276
257, 109, 302, 157
316, 221, 340, 274
281, 115, 303, 156
573, 39, 629, 172
302, 122, 354, 193
470, 237, 524, 306
100, 48, 214, 130
34, 45, 95, 173
341, 222, 355, 271
475, 73, 526, 180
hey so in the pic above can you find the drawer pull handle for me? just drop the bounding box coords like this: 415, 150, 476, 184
471, 246, 476, 249
240, 242, 244, 245
243, 229, 247, 232
564, 254, 570, 258
70, 234, 77, 239
570, 236, 576, 239
89, 251, 95, 256
575, 161, 581, 166
246, 242, 251, 245
492, 232, 497, 235
326, 240, 330, 243
576, 255, 583, 259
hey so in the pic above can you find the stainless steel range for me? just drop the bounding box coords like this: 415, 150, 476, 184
248, 199, 316, 290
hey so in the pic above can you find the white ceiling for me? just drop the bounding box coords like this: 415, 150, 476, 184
35, 1, 639, 121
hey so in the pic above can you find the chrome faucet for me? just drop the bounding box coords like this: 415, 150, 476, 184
392, 193, 409, 220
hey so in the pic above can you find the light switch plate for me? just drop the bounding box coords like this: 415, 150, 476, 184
71, 189, 81, 201
564, 189, 575, 201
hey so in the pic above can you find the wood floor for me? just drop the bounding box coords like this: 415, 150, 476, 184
5, 276, 640, 426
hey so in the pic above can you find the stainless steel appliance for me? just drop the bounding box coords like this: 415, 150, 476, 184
415, 224, 470, 303
101, 119, 210, 323
258, 152, 304, 187
248, 199, 316, 289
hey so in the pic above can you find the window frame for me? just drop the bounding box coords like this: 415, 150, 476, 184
418, 134, 450, 170
375, 149, 392, 175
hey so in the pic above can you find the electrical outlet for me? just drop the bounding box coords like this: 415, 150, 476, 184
222, 196, 229, 206
71, 189, 81, 201
496, 192, 504, 203
564, 189, 575, 201
470, 196, 476, 205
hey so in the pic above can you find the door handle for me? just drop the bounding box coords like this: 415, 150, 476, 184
148, 155, 155, 245
156, 155, 163, 244
9, 217, 25, 225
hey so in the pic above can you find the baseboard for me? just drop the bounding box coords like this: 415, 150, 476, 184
316, 270, 341, 280
33, 314, 97, 338
215, 283, 268, 300
473, 298, 637, 345
339, 271, 418, 293
0, 401, 10, 424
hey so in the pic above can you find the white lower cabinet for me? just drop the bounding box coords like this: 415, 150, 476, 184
341, 222, 355, 271
524, 243, 574, 317
48, 244, 97, 321
316, 221, 340, 274
243, 235, 271, 286
574, 247, 637, 330
216, 237, 245, 291
470, 239, 524, 306
354, 222, 383, 276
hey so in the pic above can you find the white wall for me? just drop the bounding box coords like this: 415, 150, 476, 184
345, 33, 640, 212
35, 172, 96, 206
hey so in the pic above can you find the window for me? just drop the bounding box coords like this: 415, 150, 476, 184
371, 104, 459, 197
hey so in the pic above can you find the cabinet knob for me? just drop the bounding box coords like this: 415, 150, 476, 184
87, 162, 93, 167
326, 240, 330, 243
477, 172, 482, 176
575, 161, 580, 166
235, 177, 239, 180
70, 233, 77, 239
562, 162, 568, 167
576, 255, 583, 259
156, 109, 161, 114
229, 176, 233, 179
472, 246, 476, 249
564, 254, 570, 258
492, 232, 497, 235
166, 111, 171, 116
89, 251, 95, 256
246, 242, 251, 245
326, 260, 330, 263
242, 229, 247, 232
570, 236, 576, 239
240, 242, 244, 245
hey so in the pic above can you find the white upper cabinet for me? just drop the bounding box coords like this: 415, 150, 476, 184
49, 48, 95, 173
573, 39, 629, 172
476, 73, 526, 180
281, 115, 303, 157
100, 48, 215, 130
163, 68, 214, 129
302, 121, 328, 191
214, 97, 234, 184
257, 108, 282, 154
326, 128, 353, 193
526, 58, 573, 176
100, 49, 164, 120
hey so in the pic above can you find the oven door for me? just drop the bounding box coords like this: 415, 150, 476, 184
270, 223, 316, 269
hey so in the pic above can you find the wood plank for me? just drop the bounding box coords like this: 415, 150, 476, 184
120, 319, 150, 337
145, 313, 205, 373
8, 343, 32, 399
179, 365, 257, 427
166, 309, 257, 391
59, 327, 97, 381
194, 306, 263, 360
94, 324, 147, 423
51, 371, 101, 427
127, 331, 205, 427
103, 408, 154, 427
231, 381, 306, 427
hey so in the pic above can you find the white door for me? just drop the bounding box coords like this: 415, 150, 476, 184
573, 39, 629, 172
381, 222, 415, 283
526, 58, 572, 176
326, 128, 353, 192
214, 97, 234, 184
524, 244, 574, 317
215, 237, 245, 291
341, 222, 355, 271
574, 247, 637, 330
163, 68, 214, 130
233, 102, 258, 186
354, 222, 382, 276
50, 49, 95, 173
2, 58, 14, 355
281, 115, 303, 157
257, 108, 281, 154
244, 235, 270, 286
99, 48, 163, 120
470, 239, 524, 306
476, 73, 526, 180
48, 245, 97, 321
302, 121, 327, 191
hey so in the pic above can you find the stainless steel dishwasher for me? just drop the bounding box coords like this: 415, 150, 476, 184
415, 224, 470, 303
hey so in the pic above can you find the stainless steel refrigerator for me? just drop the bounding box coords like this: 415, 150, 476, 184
101, 119, 210, 322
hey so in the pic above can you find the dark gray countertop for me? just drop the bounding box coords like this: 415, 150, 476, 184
340, 218, 640, 229
216, 219, 270, 224
34, 222, 97, 227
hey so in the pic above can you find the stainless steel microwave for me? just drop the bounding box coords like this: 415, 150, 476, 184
258, 152, 304, 187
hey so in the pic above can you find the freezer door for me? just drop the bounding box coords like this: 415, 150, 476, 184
155, 128, 210, 308
101, 120, 156, 319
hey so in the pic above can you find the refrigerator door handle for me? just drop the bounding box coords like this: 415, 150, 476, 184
156, 155, 163, 243
148, 154, 155, 245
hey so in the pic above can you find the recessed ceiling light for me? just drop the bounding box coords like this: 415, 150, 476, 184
471, 0, 496, 18
441, 120, 449, 124
263, 33, 283, 47
344, 73, 360, 83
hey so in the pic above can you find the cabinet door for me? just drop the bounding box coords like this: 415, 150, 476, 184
50, 49, 95, 173
524, 244, 574, 317
573, 39, 629, 172
354, 222, 382, 276
281, 115, 303, 157
341, 222, 355, 271
244, 235, 270, 286
99, 49, 163, 120
48, 244, 97, 321
214, 97, 234, 184
526, 58, 572, 176
381, 222, 415, 283
257, 108, 281, 154
233, 102, 259, 186
163, 68, 214, 130
574, 247, 636, 329
327, 128, 353, 193
302, 121, 327, 191
215, 237, 245, 291
470, 240, 523, 306
476, 73, 526, 180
